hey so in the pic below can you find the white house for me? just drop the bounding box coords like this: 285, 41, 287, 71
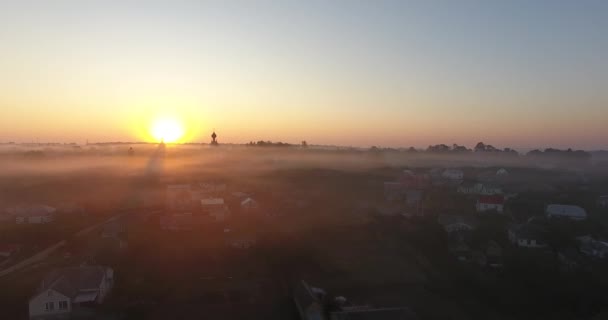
200, 198, 225, 207
441, 169, 464, 181
546, 204, 587, 221
496, 168, 509, 176
476, 195, 505, 213
240, 197, 259, 211
197, 182, 227, 193
508, 224, 546, 248
577, 236, 608, 259
437, 214, 477, 234
201, 198, 230, 221
29, 266, 114, 320
458, 183, 502, 195
8, 205, 56, 224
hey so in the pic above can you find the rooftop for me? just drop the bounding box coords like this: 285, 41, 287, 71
37, 266, 110, 301
5, 205, 56, 217
546, 204, 587, 219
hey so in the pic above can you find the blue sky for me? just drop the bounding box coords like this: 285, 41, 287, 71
0, 1, 606, 148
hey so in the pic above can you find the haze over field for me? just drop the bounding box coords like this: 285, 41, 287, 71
1, 1, 607, 149
4, 2, 608, 320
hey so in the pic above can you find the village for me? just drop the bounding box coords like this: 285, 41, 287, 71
0, 145, 608, 320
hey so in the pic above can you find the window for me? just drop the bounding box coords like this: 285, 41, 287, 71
45, 302, 54, 311
59, 301, 68, 310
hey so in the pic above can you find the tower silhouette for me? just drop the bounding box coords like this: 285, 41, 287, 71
210, 130, 218, 146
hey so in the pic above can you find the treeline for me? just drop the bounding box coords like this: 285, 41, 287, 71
370, 142, 591, 161
425, 142, 518, 155
527, 148, 591, 162
246, 140, 293, 147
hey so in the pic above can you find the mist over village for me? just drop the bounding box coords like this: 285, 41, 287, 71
2, 1, 608, 320
1, 137, 608, 320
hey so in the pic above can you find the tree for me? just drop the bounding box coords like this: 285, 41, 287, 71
427, 144, 450, 153
452, 144, 471, 153
474, 142, 486, 152
485, 144, 498, 152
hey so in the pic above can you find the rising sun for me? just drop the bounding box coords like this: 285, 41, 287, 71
150, 118, 185, 143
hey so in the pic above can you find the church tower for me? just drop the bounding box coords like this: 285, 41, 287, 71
210, 130, 218, 146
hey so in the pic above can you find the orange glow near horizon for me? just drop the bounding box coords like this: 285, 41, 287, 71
149, 117, 185, 143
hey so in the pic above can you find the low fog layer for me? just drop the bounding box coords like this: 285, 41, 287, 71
0, 143, 606, 210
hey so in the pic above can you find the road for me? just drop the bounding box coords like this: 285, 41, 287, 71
0, 208, 158, 278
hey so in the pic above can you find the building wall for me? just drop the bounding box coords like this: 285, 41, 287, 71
29, 289, 71, 319
97, 268, 114, 303
476, 203, 503, 213
509, 231, 545, 248
17, 215, 53, 224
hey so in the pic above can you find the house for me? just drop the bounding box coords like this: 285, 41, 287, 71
0, 244, 21, 257
546, 204, 587, 221
197, 182, 227, 194
330, 307, 417, 320
577, 236, 608, 259
476, 195, 505, 213
458, 183, 502, 195
449, 240, 472, 261
293, 280, 326, 320
241, 197, 259, 211
201, 198, 230, 221
191, 182, 227, 201
441, 168, 463, 181
231, 191, 251, 200
101, 220, 125, 238
200, 198, 225, 208
402, 189, 424, 217
166, 184, 192, 212
508, 224, 547, 248
473, 241, 503, 267
437, 214, 478, 234
484, 240, 503, 267
8, 205, 56, 224
398, 171, 431, 189
29, 266, 114, 320
496, 168, 509, 176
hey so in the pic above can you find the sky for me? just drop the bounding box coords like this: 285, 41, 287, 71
0, 0, 607, 149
